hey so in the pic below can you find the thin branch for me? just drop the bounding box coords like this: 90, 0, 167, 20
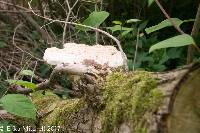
12, 23, 44, 62
0, 1, 31, 11
154, 0, 185, 34
133, 29, 140, 71
62, 0, 79, 45
155, 0, 200, 57
0, 110, 15, 120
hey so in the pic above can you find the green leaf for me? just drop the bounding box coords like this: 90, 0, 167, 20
112, 21, 122, 25
148, 0, 155, 6
0, 94, 36, 120
6, 80, 36, 90
183, 19, 195, 23
149, 34, 195, 53
145, 18, 183, 34
126, 19, 141, 23
138, 20, 148, 30
19, 70, 34, 76
121, 29, 133, 36
0, 41, 7, 48
107, 25, 132, 33
78, 11, 109, 31
0, 121, 13, 133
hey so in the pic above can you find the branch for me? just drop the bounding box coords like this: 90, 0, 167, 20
16, 10, 54, 44
62, 0, 79, 45
187, 3, 200, 64
154, 0, 185, 34
155, 0, 200, 58
0, 110, 14, 120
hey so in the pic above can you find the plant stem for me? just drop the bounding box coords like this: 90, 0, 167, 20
133, 29, 140, 71
187, 3, 200, 64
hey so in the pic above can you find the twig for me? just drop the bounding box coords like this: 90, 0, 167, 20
0, 110, 14, 120
12, 23, 44, 62
133, 29, 140, 71
62, 0, 79, 45
95, 0, 100, 44
154, 0, 185, 34
0, 1, 31, 11
31, 61, 38, 82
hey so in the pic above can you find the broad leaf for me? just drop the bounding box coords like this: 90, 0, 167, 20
0, 94, 36, 120
126, 19, 141, 23
149, 34, 195, 53
6, 79, 36, 90
145, 18, 183, 34
112, 21, 122, 25
19, 70, 34, 76
78, 11, 109, 31
107, 25, 132, 33
107, 25, 133, 36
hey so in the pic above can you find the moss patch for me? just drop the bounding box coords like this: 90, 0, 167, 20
32, 91, 84, 131
101, 71, 163, 132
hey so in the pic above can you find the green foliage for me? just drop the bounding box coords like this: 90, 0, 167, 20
77, 11, 109, 31
145, 18, 194, 34
6, 80, 36, 91
19, 70, 34, 76
0, 94, 36, 120
148, 0, 155, 6
107, 25, 133, 36
126, 19, 141, 23
149, 34, 195, 53
112, 21, 122, 25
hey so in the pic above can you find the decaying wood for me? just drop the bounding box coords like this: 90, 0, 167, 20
30, 63, 199, 133
2, 42, 200, 133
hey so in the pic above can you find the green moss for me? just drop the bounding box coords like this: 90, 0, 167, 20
32, 91, 84, 131
32, 91, 60, 109
101, 71, 163, 133
39, 98, 83, 127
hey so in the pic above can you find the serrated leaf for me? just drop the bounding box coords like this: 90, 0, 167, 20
0, 94, 36, 120
126, 19, 141, 23
19, 70, 34, 76
112, 21, 122, 25
145, 18, 183, 34
149, 34, 195, 53
6, 79, 36, 90
77, 11, 109, 31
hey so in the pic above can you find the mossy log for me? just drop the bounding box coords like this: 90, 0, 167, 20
5, 63, 199, 133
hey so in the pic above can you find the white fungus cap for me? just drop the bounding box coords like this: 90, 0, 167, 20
43, 43, 124, 68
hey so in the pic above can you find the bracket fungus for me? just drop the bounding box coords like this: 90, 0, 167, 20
43, 43, 126, 75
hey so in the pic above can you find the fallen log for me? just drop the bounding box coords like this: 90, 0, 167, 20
2, 43, 200, 133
